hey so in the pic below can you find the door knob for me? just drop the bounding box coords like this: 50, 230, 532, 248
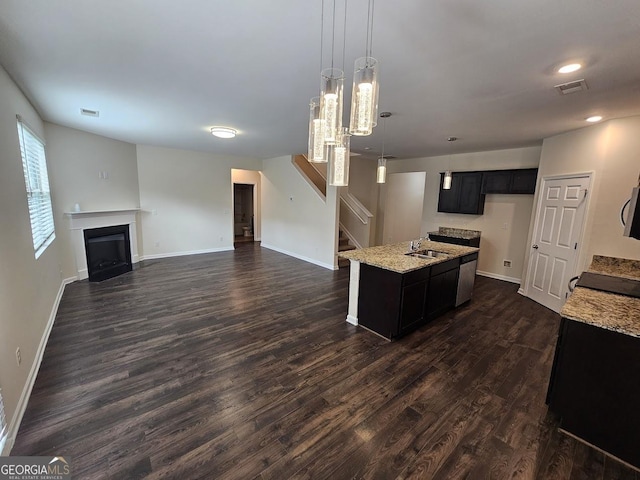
532, 244, 539, 249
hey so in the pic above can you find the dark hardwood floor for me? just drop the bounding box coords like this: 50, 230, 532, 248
12, 243, 638, 479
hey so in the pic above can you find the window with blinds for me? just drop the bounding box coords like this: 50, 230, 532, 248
0, 388, 7, 453
17, 116, 56, 258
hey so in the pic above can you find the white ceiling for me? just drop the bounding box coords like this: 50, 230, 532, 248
1, 0, 640, 160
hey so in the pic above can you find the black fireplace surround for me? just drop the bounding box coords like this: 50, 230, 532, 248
84, 224, 132, 282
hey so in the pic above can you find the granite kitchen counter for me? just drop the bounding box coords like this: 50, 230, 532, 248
560, 255, 640, 338
338, 241, 479, 274
427, 227, 481, 240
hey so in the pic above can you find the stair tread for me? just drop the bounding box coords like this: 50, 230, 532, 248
338, 244, 356, 252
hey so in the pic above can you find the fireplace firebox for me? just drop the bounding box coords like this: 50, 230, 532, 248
83, 224, 132, 282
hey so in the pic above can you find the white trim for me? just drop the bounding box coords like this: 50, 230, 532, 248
67, 209, 140, 279
339, 223, 362, 249
140, 246, 234, 261
517, 287, 526, 296
346, 314, 358, 326
476, 270, 521, 284
260, 243, 336, 270
2, 276, 74, 456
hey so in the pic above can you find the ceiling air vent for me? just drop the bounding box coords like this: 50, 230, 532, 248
80, 108, 99, 117
554, 79, 588, 95
380, 155, 396, 160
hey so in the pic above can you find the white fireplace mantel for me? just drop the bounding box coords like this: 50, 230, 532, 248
65, 209, 140, 280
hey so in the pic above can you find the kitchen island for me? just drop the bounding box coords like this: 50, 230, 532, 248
546, 255, 640, 470
338, 241, 479, 340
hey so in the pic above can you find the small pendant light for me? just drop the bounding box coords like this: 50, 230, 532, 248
349, 0, 379, 136
443, 136, 457, 190
308, 97, 326, 162
377, 112, 391, 184
329, 127, 351, 186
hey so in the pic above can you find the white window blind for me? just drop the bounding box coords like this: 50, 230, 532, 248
0, 388, 7, 453
17, 116, 56, 258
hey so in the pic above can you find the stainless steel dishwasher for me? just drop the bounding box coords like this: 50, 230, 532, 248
456, 255, 478, 306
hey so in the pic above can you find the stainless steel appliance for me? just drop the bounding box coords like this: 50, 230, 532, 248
456, 255, 477, 306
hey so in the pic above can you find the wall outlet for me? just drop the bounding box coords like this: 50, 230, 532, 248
219, 236, 224, 242
503, 260, 512, 268
154, 241, 160, 247
502, 222, 508, 230
16, 347, 21, 365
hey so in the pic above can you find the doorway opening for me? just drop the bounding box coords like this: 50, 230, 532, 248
233, 183, 254, 244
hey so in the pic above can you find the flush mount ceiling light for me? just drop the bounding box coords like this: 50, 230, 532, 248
586, 115, 603, 123
558, 63, 582, 74
210, 127, 237, 138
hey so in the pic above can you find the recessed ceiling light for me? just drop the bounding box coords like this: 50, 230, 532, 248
210, 127, 237, 138
586, 115, 603, 123
558, 63, 582, 74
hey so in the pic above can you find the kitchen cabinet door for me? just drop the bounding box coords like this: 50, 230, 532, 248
437, 173, 460, 213
438, 172, 485, 215
399, 280, 428, 335
482, 170, 512, 194
510, 168, 538, 194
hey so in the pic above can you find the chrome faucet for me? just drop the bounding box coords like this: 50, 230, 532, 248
409, 234, 430, 252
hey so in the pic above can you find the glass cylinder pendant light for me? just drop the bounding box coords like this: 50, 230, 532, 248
329, 128, 351, 186
349, 57, 379, 136
443, 171, 453, 190
320, 68, 344, 145
308, 97, 326, 162
377, 157, 387, 183
443, 136, 457, 190
376, 111, 391, 184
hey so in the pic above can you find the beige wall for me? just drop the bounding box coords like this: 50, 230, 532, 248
347, 156, 379, 214
386, 146, 542, 282
0, 66, 65, 453
231, 169, 262, 241
261, 156, 339, 269
136, 145, 262, 258
45, 123, 140, 278
522, 117, 640, 287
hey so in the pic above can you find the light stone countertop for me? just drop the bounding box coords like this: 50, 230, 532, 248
561, 255, 640, 338
338, 241, 479, 274
428, 227, 482, 240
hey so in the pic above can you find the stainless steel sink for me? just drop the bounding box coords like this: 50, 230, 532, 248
405, 249, 449, 259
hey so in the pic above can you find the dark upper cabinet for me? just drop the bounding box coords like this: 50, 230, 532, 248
481, 168, 538, 194
438, 172, 485, 215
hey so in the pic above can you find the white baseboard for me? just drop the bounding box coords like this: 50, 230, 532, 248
517, 287, 526, 296
140, 246, 234, 261
346, 314, 358, 326
476, 270, 522, 285
2, 276, 74, 456
260, 243, 336, 270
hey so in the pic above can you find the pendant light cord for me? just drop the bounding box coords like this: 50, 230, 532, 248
342, 0, 348, 73
381, 115, 386, 159
365, 0, 375, 59
331, 0, 336, 70
320, 0, 324, 70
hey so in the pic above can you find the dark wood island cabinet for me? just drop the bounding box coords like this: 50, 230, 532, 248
343, 242, 479, 341
546, 256, 640, 470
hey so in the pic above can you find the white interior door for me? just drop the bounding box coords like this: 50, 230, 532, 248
382, 172, 426, 244
526, 174, 590, 312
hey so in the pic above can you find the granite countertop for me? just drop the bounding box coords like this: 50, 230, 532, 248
428, 227, 481, 240
561, 255, 640, 338
338, 240, 479, 274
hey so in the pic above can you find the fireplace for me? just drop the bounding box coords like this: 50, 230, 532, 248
83, 224, 132, 282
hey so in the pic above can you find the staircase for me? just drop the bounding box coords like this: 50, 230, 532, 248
338, 230, 356, 268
